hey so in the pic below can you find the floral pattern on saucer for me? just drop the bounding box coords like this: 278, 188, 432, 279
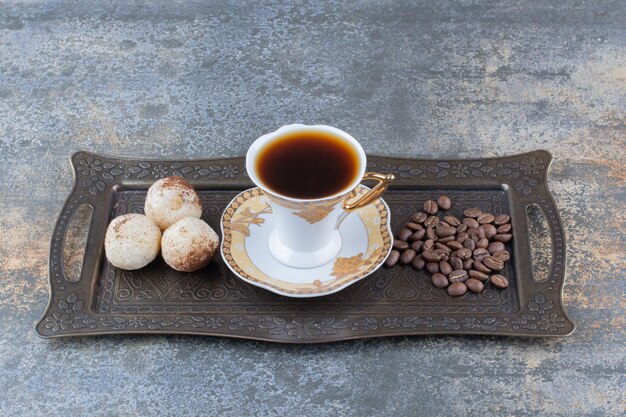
220, 186, 392, 297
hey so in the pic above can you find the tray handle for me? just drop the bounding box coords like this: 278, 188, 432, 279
38, 153, 112, 337
518, 151, 566, 285
515, 150, 575, 335
49, 153, 110, 287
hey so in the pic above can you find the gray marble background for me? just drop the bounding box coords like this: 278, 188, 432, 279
0, 1, 624, 416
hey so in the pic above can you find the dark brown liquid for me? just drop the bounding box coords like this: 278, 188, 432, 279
256, 130, 360, 199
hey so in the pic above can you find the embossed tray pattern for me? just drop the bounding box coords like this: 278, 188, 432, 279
36, 151, 575, 342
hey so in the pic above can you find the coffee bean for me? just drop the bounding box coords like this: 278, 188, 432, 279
447, 240, 463, 250
493, 214, 510, 225
438, 236, 455, 243
448, 282, 468, 297
385, 250, 400, 267
457, 247, 472, 260
423, 200, 438, 214
405, 222, 423, 232
426, 262, 439, 273
466, 278, 484, 293
410, 212, 428, 224
494, 233, 512, 243
424, 216, 439, 228
477, 213, 495, 224
468, 229, 480, 241
410, 240, 424, 252
456, 232, 469, 243
477, 238, 489, 249
435, 243, 452, 253
421, 250, 438, 262
463, 239, 476, 250
439, 221, 450, 227
485, 223, 506, 235
412, 255, 425, 270
497, 224, 512, 233
443, 215, 461, 227
399, 249, 416, 264
493, 253, 508, 264
409, 229, 426, 241
423, 239, 435, 251
493, 250, 510, 262
463, 258, 474, 270
488, 241, 506, 254
439, 261, 453, 276
456, 224, 468, 233
431, 273, 449, 288
476, 226, 486, 240
463, 218, 479, 229
424, 215, 439, 227
436, 224, 456, 238
422, 249, 449, 262
422, 249, 443, 262
449, 270, 468, 283
473, 260, 491, 273
463, 207, 482, 218
480, 224, 497, 239
426, 226, 437, 240
393, 240, 409, 251
396, 228, 412, 241
483, 256, 504, 271
473, 248, 490, 261
491, 274, 509, 289
451, 257, 463, 271
436, 195, 451, 210
468, 270, 489, 281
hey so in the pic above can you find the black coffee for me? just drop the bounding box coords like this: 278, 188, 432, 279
256, 130, 360, 199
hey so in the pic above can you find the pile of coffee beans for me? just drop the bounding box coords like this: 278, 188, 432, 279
385, 195, 512, 297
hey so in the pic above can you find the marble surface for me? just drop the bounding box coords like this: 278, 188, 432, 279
0, 1, 624, 415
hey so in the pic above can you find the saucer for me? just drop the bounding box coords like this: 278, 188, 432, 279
220, 186, 392, 298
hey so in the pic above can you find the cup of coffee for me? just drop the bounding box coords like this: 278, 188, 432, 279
246, 124, 394, 268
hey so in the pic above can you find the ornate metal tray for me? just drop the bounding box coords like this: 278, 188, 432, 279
36, 150, 575, 342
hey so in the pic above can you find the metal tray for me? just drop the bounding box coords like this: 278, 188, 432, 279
36, 150, 575, 342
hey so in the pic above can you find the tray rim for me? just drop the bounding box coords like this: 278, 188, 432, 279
36, 150, 575, 342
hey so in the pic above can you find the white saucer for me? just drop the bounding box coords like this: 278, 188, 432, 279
220, 187, 392, 298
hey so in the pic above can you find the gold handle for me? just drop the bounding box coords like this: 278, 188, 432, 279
342, 172, 395, 212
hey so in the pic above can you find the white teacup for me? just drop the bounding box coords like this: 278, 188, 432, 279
246, 124, 394, 269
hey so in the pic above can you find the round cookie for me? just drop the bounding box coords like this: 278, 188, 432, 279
144, 176, 202, 231
105, 214, 161, 270
161, 217, 219, 272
